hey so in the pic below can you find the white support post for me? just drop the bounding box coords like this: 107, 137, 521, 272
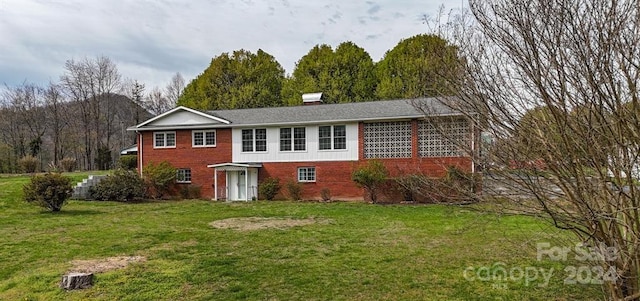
245, 169, 249, 202
214, 169, 218, 201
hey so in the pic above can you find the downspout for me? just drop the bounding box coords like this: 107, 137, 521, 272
138, 131, 143, 175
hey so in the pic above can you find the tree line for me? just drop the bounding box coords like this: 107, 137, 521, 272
0, 56, 185, 173
178, 34, 462, 110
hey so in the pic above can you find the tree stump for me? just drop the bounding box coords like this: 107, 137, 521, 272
60, 272, 93, 290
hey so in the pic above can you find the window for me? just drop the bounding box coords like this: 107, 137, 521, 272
294, 127, 306, 151
242, 128, 267, 152
176, 168, 191, 183
280, 127, 306, 151
154, 131, 176, 148
280, 128, 292, 151
242, 129, 253, 152
298, 167, 316, 182
255, 129, 267, 152
319, 125, 346, 150
192, 130, 216, 147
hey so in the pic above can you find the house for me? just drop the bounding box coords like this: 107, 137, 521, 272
128, 95, 477, 201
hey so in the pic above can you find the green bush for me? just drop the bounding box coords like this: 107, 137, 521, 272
143, 161, 176, 199
89, 169, 145, 202
286, 180, 303, 201
259, 177, 280, 201
59, 158, 76, 172
23, 173, 73, 212
352, 160, 388, 203
118, 155, 138, 170
179, 185, 202, 199
18, 155, 39, 173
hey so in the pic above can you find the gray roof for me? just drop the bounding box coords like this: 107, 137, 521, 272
209, 97, 459, 126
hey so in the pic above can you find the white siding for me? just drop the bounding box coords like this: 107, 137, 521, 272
232, 123, 359, 162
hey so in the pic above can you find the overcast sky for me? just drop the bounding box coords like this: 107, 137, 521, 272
0, 0, 463, 91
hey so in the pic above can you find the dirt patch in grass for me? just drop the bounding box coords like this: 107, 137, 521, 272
210, 217, 330, 231
69, 256, 146, 273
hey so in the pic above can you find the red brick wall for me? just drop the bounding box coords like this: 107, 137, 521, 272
139, 129, 232, 198
259, 161, 363, 201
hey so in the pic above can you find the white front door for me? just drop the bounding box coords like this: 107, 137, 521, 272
237, 171, 247, 200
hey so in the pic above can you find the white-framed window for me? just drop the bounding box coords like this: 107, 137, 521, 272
154, 131, 176, 148
280, 127, 306, 151
176, 168, 191, 183
319, 125, 346, 150
298, 167, 316, 182
192, 130, 216, 147
242, 128, 267, 152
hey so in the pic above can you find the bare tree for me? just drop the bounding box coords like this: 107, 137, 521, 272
436, 0, 640, 299
43, 82, 70, 165
94, 56, 122, 152
60, 56, 122, 170
0, 85, 27, 171
145, 86, 172, 115
165, 72, 184, 107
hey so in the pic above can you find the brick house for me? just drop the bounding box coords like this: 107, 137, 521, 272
128, 95, 477, 201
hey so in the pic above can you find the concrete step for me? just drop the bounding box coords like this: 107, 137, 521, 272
72, 175, 107, 200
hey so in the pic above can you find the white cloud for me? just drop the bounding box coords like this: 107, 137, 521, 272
0, 0, 458, 89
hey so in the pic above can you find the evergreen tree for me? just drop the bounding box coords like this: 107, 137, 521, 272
178, 49, 285, 110
375, 34, 461, 99
282, 42, 376, 105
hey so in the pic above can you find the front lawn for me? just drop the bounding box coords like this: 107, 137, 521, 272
0, 173, 603, 300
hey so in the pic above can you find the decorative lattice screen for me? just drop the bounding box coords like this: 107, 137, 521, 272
418, 119, 469, 157
363, 121, 412, 158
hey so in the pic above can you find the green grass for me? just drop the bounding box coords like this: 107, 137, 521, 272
0, 172, 603, 300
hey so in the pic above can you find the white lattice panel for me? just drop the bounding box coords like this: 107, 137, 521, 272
418, 119, 469, 157
363, 121, 412, 158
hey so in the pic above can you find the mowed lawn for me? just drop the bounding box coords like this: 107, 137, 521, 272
0, 173, 602, 300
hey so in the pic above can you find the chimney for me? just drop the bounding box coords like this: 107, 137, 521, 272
302, 92, 323, 105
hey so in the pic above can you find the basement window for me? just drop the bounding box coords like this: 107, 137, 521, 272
297, 167, 316, 182
176, 168, 192, 183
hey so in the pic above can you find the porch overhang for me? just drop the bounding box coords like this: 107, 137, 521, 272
207, 162, 263, 171
207, 163, 262, 201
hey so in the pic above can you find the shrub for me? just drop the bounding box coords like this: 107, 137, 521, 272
352, 160, 388, 203
59, 158, 77, 172
23, 173, 73, 212
143, 161, 176, 199
395, 174, 428, 202
118, 155, 138, 170
179, 185, 202, 199
259, 177, 280, 201
320, 188, 331, 202
285, 180, 303, 201
89, 169, 145, 202
47, 161, 59, 173
18, 155, 39, 173
393, 167, 480, 204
